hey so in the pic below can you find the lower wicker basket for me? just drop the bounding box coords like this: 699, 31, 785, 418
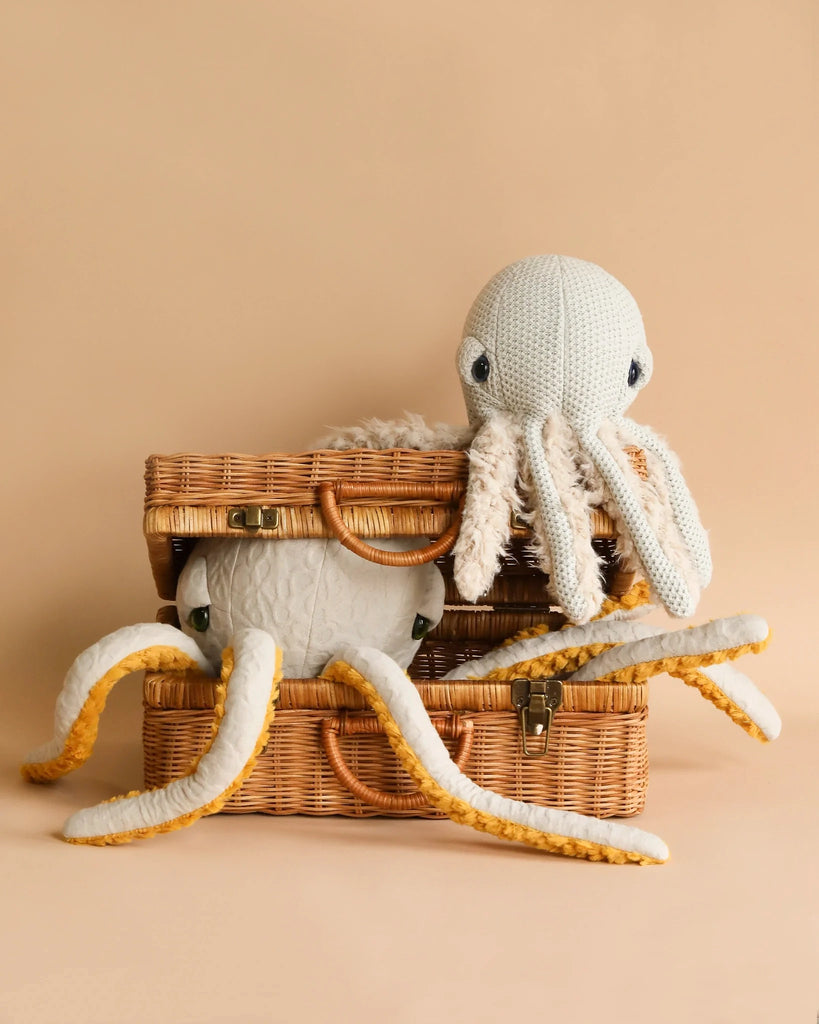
143, 671, 649, 819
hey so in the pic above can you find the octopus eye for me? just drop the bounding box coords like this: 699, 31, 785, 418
412, 613, 433, 640
471, 354, 490, 383
628, 360, 642, 387
188, 606, 210, 632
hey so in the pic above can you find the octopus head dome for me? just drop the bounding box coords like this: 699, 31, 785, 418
457, 254, 653, 429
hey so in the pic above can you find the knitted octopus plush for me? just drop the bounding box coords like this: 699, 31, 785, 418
21, 254, 781, 865
323, 254, 711, 624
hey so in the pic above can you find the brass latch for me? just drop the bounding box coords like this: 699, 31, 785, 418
511, 678, 563, 757
227, 506, 280, 531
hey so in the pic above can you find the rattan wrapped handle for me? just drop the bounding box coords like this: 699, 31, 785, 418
321, 713, 474, 810
318, 480, 465, 566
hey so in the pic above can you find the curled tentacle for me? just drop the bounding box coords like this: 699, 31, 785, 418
62, 629, 281, 845
618, 417, 712, 587
570, 615, 778, 741
519, 414, 605, 623
452, 412, 522, 603
22, 624, 213, 783
577, 428, 700, 618
324, 647, 668, 865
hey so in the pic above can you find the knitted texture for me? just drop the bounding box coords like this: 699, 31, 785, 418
453, 254, 711, 622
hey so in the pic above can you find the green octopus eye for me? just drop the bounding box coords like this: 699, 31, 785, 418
188, 606, 210, 632
412, 614, 433, 640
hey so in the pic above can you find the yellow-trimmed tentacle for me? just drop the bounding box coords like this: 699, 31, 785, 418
67, 644, 282, 845
583, 629, 774, 742
22, 645, 204, 784
322, 658, 665, 866
481, 642, 618, 683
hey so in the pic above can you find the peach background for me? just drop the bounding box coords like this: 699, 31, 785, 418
1, 2, 816, 1022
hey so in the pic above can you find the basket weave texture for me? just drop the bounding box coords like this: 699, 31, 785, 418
144, 673, 649, 819
143, 447, 649, 819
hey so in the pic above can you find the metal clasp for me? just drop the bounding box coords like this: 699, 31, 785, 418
227, 506, 280, 531
511, 678, 563, 757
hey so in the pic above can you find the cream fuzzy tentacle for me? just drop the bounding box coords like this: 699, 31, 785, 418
519, 415, 605, 623
618, 417, 712, 588
314, 412, 474, 451
62, 629, 281, 844
598, 421, 701, 607
577, 430, 700, 618
324, 647, 668, 865
22, 624, 213, 782
452, 412, 522, 603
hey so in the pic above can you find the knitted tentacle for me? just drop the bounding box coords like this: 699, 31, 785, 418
323, 647, 668, 865
619, 417, 712, 588
62, 629, 282, 845
519, 414, 606, 624
441, 618, 659, 681
570, 615, 779, 741
577, 430, 700, 618
452, 412, 522, 602
21, 624, 214, 783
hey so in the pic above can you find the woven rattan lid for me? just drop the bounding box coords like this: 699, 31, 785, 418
143, 448, 621, 600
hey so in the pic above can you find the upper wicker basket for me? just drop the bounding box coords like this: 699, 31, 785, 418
144, 448, 628, 601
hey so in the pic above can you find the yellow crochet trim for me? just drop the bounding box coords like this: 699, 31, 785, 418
670, 667, 767, 742
480, 643, 618, 683
322, 660, 662, 866
66, 646, 283, 846
21, 646, 201, 783
498, 580, 652, 649
500, 622, 556, 646
596, 579, 652, 619
594, 632, 772, 742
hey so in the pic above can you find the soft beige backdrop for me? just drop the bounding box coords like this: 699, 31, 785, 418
1, 2, 816, 1022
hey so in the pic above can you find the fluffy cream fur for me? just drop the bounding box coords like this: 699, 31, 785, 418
315, 412, 474, 451
451, 412, 523, 602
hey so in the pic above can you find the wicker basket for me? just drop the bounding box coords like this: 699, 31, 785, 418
144, 672, 648, 818
142, 448, 649, 819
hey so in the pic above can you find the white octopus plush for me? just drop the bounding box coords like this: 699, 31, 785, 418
22, 535, 778, 865
323, 254, 711, 624
22, 253, 781, 865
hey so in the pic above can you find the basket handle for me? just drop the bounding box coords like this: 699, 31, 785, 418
318, 481, 465, 566
320, 713, 474, 811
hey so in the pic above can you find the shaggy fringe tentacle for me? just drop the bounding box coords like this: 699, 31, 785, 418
577, 429, 699, 618
618, 416, 713, 588
452, 412, 522, 602
599, 421, 701, 608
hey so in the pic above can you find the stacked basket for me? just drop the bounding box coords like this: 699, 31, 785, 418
142, 448, 649, 819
